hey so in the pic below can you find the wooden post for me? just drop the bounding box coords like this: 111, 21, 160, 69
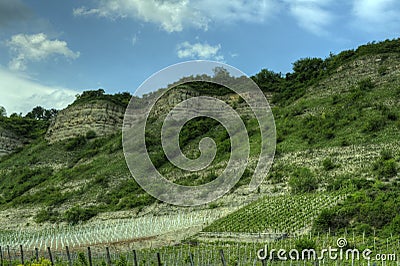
189, 252, 194, 266
47, 247, 54, 266
132, 250, 138, 266
106, 247, 112, 266
7, 245, 11, 266
65, 246, 72, 266
35, 247, 39, 263
87, 247, 93, 266
219, 249, 226, 266
20, 245, 24, 265
0, 246, 3, 266
156, 252, 161, 266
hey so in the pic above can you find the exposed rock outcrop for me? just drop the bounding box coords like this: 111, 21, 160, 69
45, 101, 125, 143
0, 127, 23, 157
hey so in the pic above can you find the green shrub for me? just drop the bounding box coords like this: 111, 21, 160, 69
76, 252, 88, 266
34, 208, 60, 223
372, 150, 398, 179
85, 130, 97, 139
64, 206, 98, 224
288, 167, 318, 194
66, 135, 87, 151
378, 65, 388, 76
357, 78, 374, 90
322, 157, 336, 171
363, 116, 386, 133
116, 256, 127, 266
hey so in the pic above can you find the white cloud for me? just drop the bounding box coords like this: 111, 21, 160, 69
73, 0, 276, 32
6, 33, 80, 71
177, 42, 224, 61
352, 0, 400, 32
131, 34, 138, 46
0, 68, 79, 115
284, 0, 334, 35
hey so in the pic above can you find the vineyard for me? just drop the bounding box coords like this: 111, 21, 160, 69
1, 232, 400, 265
204, 192, 346, 234
0, 210, 223, 251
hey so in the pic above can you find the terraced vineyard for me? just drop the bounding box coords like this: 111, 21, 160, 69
0, 210, 224, 251
204, 192, 346, 234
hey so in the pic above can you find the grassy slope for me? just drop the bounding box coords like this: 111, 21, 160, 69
0, 39, 399, 233
205, 44, 400, 236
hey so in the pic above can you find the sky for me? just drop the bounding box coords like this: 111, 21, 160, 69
0, 0, 399, 115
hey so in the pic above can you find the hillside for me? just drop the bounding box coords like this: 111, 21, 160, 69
0, 38, 399, 244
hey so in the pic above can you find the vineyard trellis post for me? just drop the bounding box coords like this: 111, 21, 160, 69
6, 245, 10, 266
87, 247, 93, 266
106, 247, 112, 266
132, 250, 138, 266
66, 246, 72, 266
47, 246, 54, 266
189, 252, 194, 266
156, 252, 162, 266
219, 249, 226, 266
19, 245, 24, 265
35, 247, 39, 263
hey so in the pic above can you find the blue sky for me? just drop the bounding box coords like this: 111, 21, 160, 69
0, 0, 399, 115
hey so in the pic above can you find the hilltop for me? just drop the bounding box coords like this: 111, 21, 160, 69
0, 38, 399, 241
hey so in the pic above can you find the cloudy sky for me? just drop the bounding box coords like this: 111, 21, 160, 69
0, 0, 399, 115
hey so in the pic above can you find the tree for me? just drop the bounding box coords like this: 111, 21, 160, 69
26, 106, 46, 120
25, 106, 58, 120
290, 57, 325, 83
0, 106, 6, 117
252, 69, 283, 92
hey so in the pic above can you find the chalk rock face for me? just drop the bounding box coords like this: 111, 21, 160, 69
45, 101, 125, 143
0, 127, 23, 157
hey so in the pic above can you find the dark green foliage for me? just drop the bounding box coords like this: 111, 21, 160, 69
64, 206, 99, 225
290, 57, 325, 83
25, 106, 58, 121
372, 151, 398, 180
288, 167, 318, 194
0, 114, 48, 139
357, 78, 374, 91
362, 115, 386, 133
34, 208, 60, 223
378, 65, 388, 76
295, 238, 316, 251
313, 182, 400, 236
322, 157, 337, 171
85, 130, 97, 139
73, 89, 131, 108
251, 68, 284, 92
116, 256, 127, 266
0, 106, 6, 117
76, 252, 88, 266
65, 135, 87, 151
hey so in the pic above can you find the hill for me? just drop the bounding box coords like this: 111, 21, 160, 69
0, 38, 399, 245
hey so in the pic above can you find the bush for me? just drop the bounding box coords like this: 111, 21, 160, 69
322, 157, 336, 171
76, 252, 88, 266
86, 130, 97, 139
378, 66, 388, 76
373, 150, 398, 179
35, 208, 60, 223
66, 135, 87, 151
358, 78, 374, 90
363, 116, 386, 133
64, 206, 98, 224
288, 167, 318, 194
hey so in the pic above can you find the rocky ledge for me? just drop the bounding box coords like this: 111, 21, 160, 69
45, 101, 126, 143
